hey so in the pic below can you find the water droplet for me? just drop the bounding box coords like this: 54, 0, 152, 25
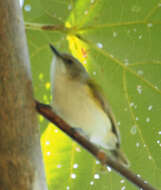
96, 42, 103, 48
76, 147, 81, 152
66, 186, 70, 190
45, 141, 50, 145
157, 140, 160, 144
136, 142, 140, 147
148, 155, 152, 160
124, 58, 129, 66
90, 181, 94, 185
137, 174, 141, 178
54, 129, 58, 133
113, 32, 117, 37
120, 179, 125, 183
130, 102, 134, 107
158, 131, 161, 135
83, 60, 87, 64
71, 173, 76, 179
136, 117, 139, 121
73, 163, 78, 168
147, 23, 152, 28
137, 70, 144, 75
94, 174, 100, 179
84, 10, 88, 15
130, 125, 137, 135
24, 4, 31, 12
146, 117, 150, 123
137, 85, 142, 94
57, 164, 62, 168
121, 186, 126, 190
107, 166, 112, 172
47, 152, 51, 156
117, 121, 121, 126
148, 105, 153, 111
68, 4, 72, 10
138, 35, 142, 39
96, 160, 100, 164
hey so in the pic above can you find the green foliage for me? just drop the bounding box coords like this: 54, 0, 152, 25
23, 0, 161, 189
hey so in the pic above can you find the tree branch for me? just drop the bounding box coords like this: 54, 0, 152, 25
35, 100, 157, 190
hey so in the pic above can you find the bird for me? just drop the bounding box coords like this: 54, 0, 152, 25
49, 44, 128, 166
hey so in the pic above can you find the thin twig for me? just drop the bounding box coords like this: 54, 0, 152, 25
35, 100, 157, 190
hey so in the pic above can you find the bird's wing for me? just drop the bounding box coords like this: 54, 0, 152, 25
87, 79, 120, 147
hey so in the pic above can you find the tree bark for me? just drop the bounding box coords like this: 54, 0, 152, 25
0, 1, 47, 190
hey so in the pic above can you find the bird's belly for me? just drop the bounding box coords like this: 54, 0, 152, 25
52, 82, 112, 147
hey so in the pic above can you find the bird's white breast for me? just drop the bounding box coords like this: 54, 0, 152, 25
50, 57, 117, 149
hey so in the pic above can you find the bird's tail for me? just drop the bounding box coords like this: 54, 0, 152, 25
110, 149, 129, 167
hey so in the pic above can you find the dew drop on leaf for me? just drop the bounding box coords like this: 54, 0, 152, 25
148, 155, 152, 160
94, 174, 100, 179
96, 160, 100, 164
147, 23, 152, 28
121, 186, 126, 190
138, 35, 143, 39
107, 166, 112, 172
71, 173, 76, 179
146, 117, 150, 123
90, 181, 94, 185
136, 142, 140, 147
137, 70, 144, 75
148, 105, 153, 111
45, 141, 50, 145
24, 4, 31, 12
47, 152, 51, 156
120, 179, 125, 184
57, 164, 62, 168
113, 32, 117, 37
96, 42, 103, 48
68, 4, 72, 10
157, 140, 160, 144
136, 117, 139, 121
73, 163, 78, 168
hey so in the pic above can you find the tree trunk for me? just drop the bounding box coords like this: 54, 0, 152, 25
0, 1, 47, 190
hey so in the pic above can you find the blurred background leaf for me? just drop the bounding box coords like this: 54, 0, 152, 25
22, 0, 161, 189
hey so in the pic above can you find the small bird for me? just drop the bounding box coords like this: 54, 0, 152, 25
49, 44, 128, 166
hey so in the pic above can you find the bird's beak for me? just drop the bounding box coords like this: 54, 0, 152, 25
49, 44, 61, 57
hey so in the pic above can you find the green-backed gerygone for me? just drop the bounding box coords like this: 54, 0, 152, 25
50, 44, 128, 166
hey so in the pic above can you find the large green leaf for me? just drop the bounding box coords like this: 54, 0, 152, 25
23, 0, 161, 189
